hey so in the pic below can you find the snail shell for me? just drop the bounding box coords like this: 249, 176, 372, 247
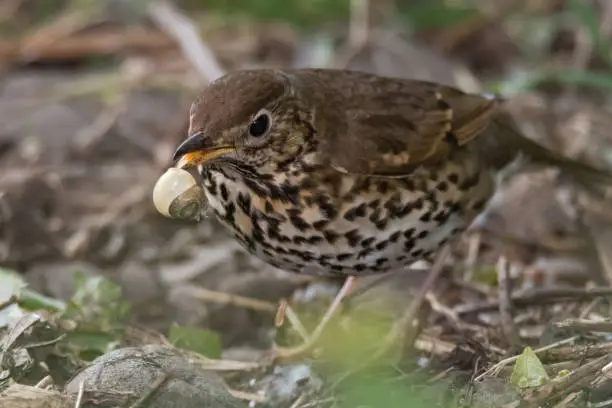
153, 168, 207, 221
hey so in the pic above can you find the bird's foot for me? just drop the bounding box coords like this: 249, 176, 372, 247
270, 276, 358, 364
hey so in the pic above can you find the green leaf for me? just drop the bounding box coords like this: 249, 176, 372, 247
510, 346, 550, 389
403, 6, 481, 29
168, 324, 222, 359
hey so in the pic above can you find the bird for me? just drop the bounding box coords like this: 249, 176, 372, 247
170, 68, 612, 361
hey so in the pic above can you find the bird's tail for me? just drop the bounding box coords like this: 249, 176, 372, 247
490, 115, 612, 192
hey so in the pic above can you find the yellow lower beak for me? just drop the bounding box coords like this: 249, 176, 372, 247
176, 147, 236, 169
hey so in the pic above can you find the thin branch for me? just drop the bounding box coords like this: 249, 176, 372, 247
148, 0, 225, 84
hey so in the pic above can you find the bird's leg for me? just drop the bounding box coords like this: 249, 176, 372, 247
273, 276, 358, 363
373, 245, 451, 361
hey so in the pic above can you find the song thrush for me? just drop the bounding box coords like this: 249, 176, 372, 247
171, 68, 612, 360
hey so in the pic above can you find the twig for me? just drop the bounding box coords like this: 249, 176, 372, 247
73, 379, 84, 408
497, 256, 522, 349
273, 276, 357, 362
474, 336, 579, 381
524, 356, 610, 405
379, 244, 451, 359
281, 302, 312, 343
35, 375, 53, 389
181, 286, 278, 313
554, 318, 612, 333
538, 341, 612, 363
551, 391, 582, 408
425, 292, 483, 333
148, 0, 225, 83
455, 287, 612, 315
228, 389, 266, 403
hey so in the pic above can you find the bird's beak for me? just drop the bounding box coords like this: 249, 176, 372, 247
172, 131, 236, 169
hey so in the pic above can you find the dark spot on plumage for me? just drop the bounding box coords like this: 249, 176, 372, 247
404, 239, 416, 251
360, 237, 375, 248
428, 170, 439, 182
263, 249, 274, 257
319, 254, 332, 262
354, 263, 367, 272
396, 204, 412, 218
323, 230, 339, 244
337, 253, 352, 262
458, 173, 480, 191
278, 183, 300, 205
300, 252, 315, 262
419, 211, 432, 222
404, 197, 424, 213
417, 230, 429, 239
357, 247, 374, 259
436, 181, 448, 192
243, 178, 267, 198
389, 231, 401, 243
433, 210, 450, 224
376, 181, 389, 194
422, 250, 434, 259
223, 201, 235, 225
369, 208, 382, 224
343, 203, 367, 221
375, 240, 389, 251
396, 255, 407, 262
444, 132, 459, 150
264, 200, 274, 213
220, 183, 229, 201
315, 194, 337, 219
206, 176, 218, 196
277, 234, 291, 244
472, 199, 487, 211
403, 228, 415, 239
313, 219, 329, 231
251, 213, 265, 243
331, 265, 344, 272
375, 257, 387, 266
384, 194, 402, 215
306, 235, 324, 245
344, 229, 362, 247
449, 203, 463, 214
304, 195, 316, 207
287, 208, 310, 231
375, 218, 388, 230
438, 238, 448, 247
237, 192, 251, 215
411, 249, 424, 258
451, 227, 463, 235
368, 199, 380, 209
447, 173, 459, 184
425, 191, 438, 211
299, 176, 317, 190
293, 236, 307, 245
400, 178, 415, 191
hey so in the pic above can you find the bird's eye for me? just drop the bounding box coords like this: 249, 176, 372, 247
248, 113, 270, 138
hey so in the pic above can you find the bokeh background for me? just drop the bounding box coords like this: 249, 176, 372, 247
3, 1, 612, 407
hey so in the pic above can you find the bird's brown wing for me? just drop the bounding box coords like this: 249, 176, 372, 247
304, 70, 497, 177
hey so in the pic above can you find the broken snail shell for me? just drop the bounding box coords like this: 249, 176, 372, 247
153, 167, 206, 221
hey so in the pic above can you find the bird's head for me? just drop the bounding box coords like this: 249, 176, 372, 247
173, 70, 317, 177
